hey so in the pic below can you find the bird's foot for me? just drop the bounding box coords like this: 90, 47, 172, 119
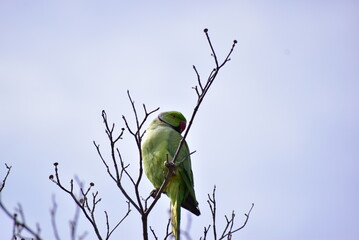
150, 189, 159, 198
164, 161, 177, 176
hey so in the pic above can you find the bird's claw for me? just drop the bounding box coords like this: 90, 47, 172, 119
150, 189, 159, 198
164, 161, 177, 175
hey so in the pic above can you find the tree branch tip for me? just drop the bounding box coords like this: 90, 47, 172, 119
233, 40, 238, 44
53, 162, 59, 166
204, 28, 208, 33
102, 110, 107, 119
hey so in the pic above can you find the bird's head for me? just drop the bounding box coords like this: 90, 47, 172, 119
158, 111, 187, 133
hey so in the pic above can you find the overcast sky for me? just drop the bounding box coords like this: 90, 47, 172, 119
1, 1, 358, 240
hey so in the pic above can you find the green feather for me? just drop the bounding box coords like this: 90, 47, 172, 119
142, 111, 200, 240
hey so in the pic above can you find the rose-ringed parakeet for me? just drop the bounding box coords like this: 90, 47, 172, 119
141, 111, 200, 240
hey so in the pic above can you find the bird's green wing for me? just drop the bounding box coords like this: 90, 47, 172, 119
167, 132, 200, 215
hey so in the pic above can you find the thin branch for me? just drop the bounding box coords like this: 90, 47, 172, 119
50, 163, 103, 240
93, 141, 117, 182
193, 65, 203, 91
172, 28, 238, 170
149, 226, 158, 240
164, 218, 172, 240
208, 186, 217, 240
69, 200, 82, 240
200, 225, 211, 240
0, 164, 42, 240
117, 148, 136, 186
0, 163, 11, 192
204, 28, 219, 68
205, 185, 254, 240
106, 201, 131, 239
95, 97, 159, 240
99, 110, 142, 213
50, 195, 61, 240
220, 203, 254, 238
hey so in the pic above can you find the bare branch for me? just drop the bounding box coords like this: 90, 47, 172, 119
106, 201, 131, 239
93, 141, 117, 182
149, 226, 158, 240
50, 195, 61, 240
0, 163, 11, 192
220, 203, 254, 238
172, 28, 238, 174
0, 164, 42, 240
98, 110, 142, 213
205, 185, 254, 240
200, 225, 211, 240
204, 28, 219, 68
69, 200, 82, 240
95, 94, 159, 240
164, 218, 172, 240
208, 185, 217, 240
50, 163, 104, 240
193, 65, 203, 91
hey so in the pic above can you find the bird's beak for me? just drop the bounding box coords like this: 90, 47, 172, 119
180, 121, 186, 133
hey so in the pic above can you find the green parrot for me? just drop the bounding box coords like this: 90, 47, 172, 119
141, 111, 200, 240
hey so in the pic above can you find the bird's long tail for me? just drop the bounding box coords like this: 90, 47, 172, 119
171, 199, 181, 240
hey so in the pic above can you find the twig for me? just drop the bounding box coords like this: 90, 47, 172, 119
219, 203, 254, 239
163, 218, 172, 240
149, 226, 158, 240
205, 185, 254, 240
50, 195, 61, 240
96, 111, 141, 213
0, 164, 42, 240
106, 201, 131, 239
200, 225, 211, 240
95, 97, 159, 240
208, 186, 217, 240
165, 28, 237, 180
50, 163, 108, 240
0, 163, 11, 192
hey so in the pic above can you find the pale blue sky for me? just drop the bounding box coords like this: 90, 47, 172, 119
1, 1, 358, 239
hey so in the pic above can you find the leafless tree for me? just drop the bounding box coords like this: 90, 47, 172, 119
0, 29, 253, 240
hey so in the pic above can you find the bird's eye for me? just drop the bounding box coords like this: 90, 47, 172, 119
172, 115, 176, 118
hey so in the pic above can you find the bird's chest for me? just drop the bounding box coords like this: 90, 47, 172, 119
142, 129, 174, 188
